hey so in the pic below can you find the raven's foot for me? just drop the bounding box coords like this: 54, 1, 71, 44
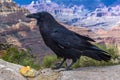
64, 59, 76, 70
65, 67, 73, 70
52, 58, 66, 70
52, 66, 60, 70
52, 63, 62, 69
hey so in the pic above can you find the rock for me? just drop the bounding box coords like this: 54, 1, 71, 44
0, 0, 12, 3
57, 65, 120, 80
1, 60, 120, 80
1, 59, 120, 80
28, 65, 120, 80
0, 1, 30, 24
96, 25, 120, 46
28, 68, 60, 80
0, 59, 27, 80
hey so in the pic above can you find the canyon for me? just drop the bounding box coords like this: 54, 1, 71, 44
0, 1, 120, 61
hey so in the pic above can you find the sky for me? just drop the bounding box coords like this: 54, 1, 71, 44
13, 0, 118, 5
13, 0, 37, 5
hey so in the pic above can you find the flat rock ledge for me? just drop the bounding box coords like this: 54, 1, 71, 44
1, 59, 120, 80
0, 59, 27, 80
30, 65, 120, 80
58, 65, 120, 80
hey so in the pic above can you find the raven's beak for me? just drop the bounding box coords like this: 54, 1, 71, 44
26, 13, 39, 19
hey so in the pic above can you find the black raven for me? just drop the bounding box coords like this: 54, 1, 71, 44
26, 12, 111, 70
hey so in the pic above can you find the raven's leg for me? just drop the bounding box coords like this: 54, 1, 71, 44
53, 58, 66, 69
65, 59, 77, 70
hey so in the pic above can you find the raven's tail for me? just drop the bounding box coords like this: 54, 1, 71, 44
82, 50, 111, 62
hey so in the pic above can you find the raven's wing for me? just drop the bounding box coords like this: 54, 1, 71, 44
73, 32, 95, 42
50, 28, 94, 50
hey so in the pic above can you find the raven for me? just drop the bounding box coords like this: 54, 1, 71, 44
26, 12, 111, 70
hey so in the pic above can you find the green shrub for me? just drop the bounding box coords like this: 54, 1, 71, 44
96, 44, 119, 59
1, 44, 119, 69
2, 47, 41, 70
42, 44, 119, 69
72, 56, 114, 68
42, 55, 58, 68
72, 44, 119, 68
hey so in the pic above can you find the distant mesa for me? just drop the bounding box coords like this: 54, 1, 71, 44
0, 0, 30, 16
0, 0, 12, 3
39, 0, 51, 3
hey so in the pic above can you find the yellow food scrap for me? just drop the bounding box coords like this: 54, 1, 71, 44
20, 66, 35, 77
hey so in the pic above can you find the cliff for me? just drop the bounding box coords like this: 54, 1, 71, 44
0, 0, 12, 3
0, 0, 120, 63
96, 24, 120, 45
0, 1, 30, 24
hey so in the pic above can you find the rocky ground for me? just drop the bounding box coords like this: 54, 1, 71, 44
1, 59, 120, 80
59, 65, 120, 80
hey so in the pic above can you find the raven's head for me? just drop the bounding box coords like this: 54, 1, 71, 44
26, 12, 56, 24
26, 12, 40, 19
